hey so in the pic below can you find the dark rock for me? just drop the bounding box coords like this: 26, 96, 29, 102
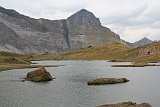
26, 67, 53, 82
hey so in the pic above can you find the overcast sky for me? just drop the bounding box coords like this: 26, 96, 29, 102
0, 0, 160, 42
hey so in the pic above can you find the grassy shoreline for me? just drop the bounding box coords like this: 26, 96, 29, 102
0, 64, 63, 72
0, 42, 159, 72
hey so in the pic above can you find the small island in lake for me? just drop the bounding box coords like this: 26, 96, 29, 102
26, 67, 53, 82
88, 78, 129, 85
96, 102, 151, 107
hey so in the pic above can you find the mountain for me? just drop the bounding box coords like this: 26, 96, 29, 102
121, 37, 153, 48
132, 37, 152, 47
0, 7, 120, 53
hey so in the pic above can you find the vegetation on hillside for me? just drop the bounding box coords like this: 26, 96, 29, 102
0, 42, 159, 71
52, 42, 160, 62
0, 51, 58, 71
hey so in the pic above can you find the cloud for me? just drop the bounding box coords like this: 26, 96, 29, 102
0, 0, 159, 42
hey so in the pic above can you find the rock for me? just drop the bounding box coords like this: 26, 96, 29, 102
96, 102, 151, 107
138, 42, 160, 57
88, 78, 129, 85
21, 80, 25, 82
26, 67, 53, 82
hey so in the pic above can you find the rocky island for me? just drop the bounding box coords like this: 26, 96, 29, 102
96, 102, 151, 107
88, 78, 129, 85
26, 67, 53, 82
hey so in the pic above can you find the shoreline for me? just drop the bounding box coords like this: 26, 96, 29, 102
0, 64, 64, 72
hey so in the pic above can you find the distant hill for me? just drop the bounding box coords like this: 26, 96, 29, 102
55, 42, 160, 62
0, 42, 159, 63
55, 42, 130, 60
120, 42, 160, 62
0, 6, 120, 53
122, 37, 153, 48
132, 37, 153, 47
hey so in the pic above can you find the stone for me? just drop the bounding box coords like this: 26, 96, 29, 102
26, 67, 53, 82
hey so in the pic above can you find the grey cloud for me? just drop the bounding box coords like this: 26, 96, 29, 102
102, 4, 149, 26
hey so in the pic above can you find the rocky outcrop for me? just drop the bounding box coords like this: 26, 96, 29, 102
88, 78, 129, 85
26, 67, 53, 82
0, 6, 120, 53
96, 102, 151, 107
138, 42, 160, 56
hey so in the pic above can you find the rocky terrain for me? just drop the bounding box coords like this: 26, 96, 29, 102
97, 102, 151, 107
0, 6, 120, 53
138, 42, 160, 56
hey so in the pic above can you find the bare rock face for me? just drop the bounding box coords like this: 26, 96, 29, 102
97, 102, 151, 107
67, 9, 120, 50
26, 67, 53, 82
0, 6, 120, 53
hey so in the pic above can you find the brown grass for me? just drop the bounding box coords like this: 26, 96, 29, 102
52, 42, 160, 63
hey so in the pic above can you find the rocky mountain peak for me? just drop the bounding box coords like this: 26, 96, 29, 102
67, 9, 101, 27
0, 6, 20, 18
0, 6, 120, 53
140, 37, 152, 41
134, 37, 152, 45
121, 37, 153, 48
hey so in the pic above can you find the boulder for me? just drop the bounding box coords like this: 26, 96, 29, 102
26, 67, 53, 82
96, 102, 151, 107
88, 78, 129, 85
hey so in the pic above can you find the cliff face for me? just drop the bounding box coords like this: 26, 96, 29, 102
67, 9, 120, 49
0, 7, 120, 53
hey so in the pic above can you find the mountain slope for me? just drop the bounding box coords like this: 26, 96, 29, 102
54, 42, 160, 62
55, 42, 130, 60
120, 42, 160, 62
0, 7, 120, 53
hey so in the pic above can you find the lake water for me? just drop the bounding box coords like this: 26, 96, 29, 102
0, 60, 160, 107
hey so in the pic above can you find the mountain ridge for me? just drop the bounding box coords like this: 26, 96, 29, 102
0, 6, 121, 53
121, 37, 153, 48
0, 6, 154, 53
